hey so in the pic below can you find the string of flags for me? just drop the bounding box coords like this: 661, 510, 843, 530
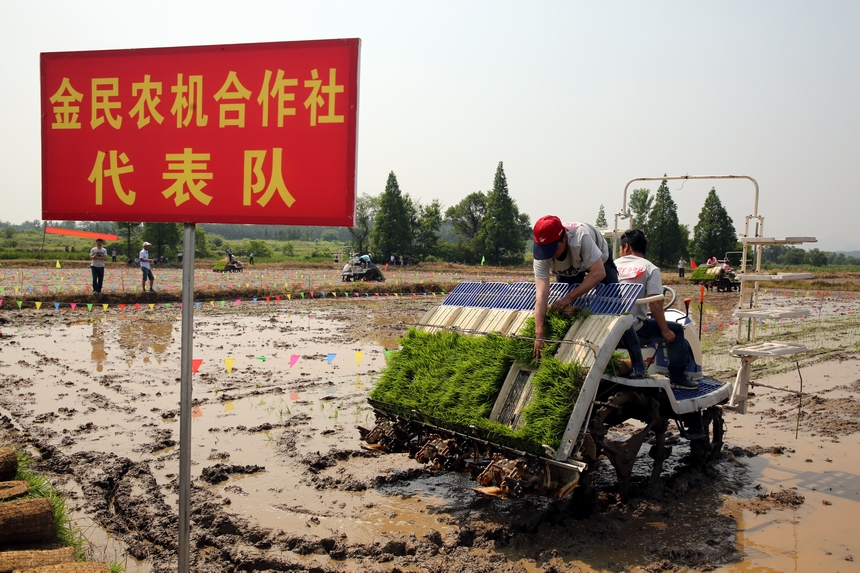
0, 289, 450, 311
186, 350, 371, 376
0, 266, 523, 295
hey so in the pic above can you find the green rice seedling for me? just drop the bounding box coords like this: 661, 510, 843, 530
518, 357, 585, 448
371, 309, 593, 454
510, 311, 584, 368
371, 329, 513, 423
15, 451, 85, 558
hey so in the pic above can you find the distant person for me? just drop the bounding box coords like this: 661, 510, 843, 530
678, 257, 686, 278
178, 252, 183, 263
111, 248, 117, 262
249, 252, 255, 265
140, 241, 155, 292
70, 245, 75, 252
89, 238, 107, 294
706, 256, 718, 266
64, 245, 69, 253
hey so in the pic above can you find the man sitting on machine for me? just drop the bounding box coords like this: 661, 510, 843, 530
615, 229, 698, 390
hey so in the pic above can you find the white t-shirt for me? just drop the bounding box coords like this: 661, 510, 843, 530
139, 249, 151, 269
615, 254, 662, 327
90, 247, 107, 268
533, 222, 609, 280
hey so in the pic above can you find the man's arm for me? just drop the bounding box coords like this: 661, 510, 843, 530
533, 277, 550, 357
648, 298, 676, 343
549, 259, 605, 312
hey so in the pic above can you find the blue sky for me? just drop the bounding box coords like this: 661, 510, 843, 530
3, 1, 858, 250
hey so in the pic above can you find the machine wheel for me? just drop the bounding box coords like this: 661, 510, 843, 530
688, 406, 724, 464
587, 390, 667, 500
365, 268, 382, 281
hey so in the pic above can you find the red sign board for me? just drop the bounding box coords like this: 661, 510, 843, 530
41, 39, 359, 226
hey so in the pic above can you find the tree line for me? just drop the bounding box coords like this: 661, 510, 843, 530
607, 179, 739, 268
3, 172, 857, 268
349, 161, 532, 265
605, 179, 858, 268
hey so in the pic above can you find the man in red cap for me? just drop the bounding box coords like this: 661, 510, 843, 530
533, 216, 643, 367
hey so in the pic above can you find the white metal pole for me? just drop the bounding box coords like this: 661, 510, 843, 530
178, 223, 195, 573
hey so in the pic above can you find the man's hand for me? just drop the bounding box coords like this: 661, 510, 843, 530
533, 338, 544, 360
549, 294, 572, 312
660, 328, 676, 343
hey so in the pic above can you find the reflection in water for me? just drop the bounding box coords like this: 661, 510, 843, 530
118, 320, 174, 356
90, 323, 108, 372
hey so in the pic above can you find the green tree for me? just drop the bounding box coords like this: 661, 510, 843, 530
349, 193, 380, 255
446, 191, 487, 241
412, 199, 442, 260
595, 204, 608, 228
690, 188, 736, 263
678, 223, 690, 260
114, 222, 142, 260
476, 161, 530, 266
370, 172, 412, 259
141, 223, 182, 259
644, 179, 683, 268
781, 247, 806, 265
194, 226, 209, 258
804, 248, 827, 266
444, 191, 488, 264
247, 240, 273, 259
762, 244, 789, 264
628, 188, 654, 229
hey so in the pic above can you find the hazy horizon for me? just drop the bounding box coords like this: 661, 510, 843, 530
3, 1, 858, 252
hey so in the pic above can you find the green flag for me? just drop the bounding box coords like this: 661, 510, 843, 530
480, 255, 485, 266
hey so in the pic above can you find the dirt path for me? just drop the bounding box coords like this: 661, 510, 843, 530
0, 272, 858, 572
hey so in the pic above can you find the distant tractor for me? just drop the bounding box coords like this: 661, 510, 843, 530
690, 263, 739, 292
214, 248, 245, 273
341, 255, 385, 282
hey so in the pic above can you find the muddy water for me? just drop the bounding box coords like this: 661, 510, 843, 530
0, 299, 859, 572
720, 359, 860, 571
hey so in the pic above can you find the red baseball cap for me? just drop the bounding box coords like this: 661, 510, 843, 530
533, 215, 565, 260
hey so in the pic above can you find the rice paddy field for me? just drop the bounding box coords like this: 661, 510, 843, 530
0, 265, 859, 572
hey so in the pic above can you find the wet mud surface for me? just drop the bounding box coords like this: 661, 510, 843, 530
0, 270, 859, 572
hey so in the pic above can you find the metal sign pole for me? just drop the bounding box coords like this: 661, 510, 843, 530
178, 223, 195, 573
